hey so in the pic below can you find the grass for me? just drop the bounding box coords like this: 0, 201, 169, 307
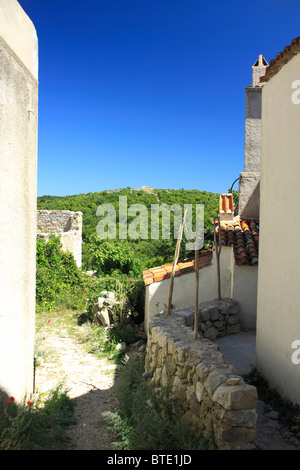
3, 304, 208, 451
102, 355, 209, 451
0, 387, 75, 450
0, 306, 142, 450
1, 307, 78, 450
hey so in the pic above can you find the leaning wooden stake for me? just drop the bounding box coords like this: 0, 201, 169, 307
213, 217, 222, 300
194, 219, 199, 339
167, 208, 187, 316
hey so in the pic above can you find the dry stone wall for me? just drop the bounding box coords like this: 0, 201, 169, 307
174, 299, 241, 340
145, 301, 257, 450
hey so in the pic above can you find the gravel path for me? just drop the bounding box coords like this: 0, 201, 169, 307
34, 318, 121, 450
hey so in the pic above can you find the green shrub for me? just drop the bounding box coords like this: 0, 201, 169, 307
36, 236, 89, 312
84, 234, 142, 277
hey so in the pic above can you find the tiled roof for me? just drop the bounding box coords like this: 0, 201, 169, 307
142, 250, 213, 286
216, 216, 259, 266
142, 216, 259, 286
260, 37, 300, 84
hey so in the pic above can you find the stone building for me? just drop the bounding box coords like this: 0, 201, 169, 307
37, 210, 83, 268
0, 0, 38, 402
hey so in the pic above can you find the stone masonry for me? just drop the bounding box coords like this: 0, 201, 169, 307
37, 210, 83, 268
145, 301, 257, 450
174, 298, 241, 340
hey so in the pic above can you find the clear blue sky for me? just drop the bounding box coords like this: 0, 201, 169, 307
18, 0, 300, 197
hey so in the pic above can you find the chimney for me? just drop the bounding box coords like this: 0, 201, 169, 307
219, 193, 234, 222
252, 54, 269, 87
238, 55, 268, 220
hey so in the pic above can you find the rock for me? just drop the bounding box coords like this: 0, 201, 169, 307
265, 410, 279, 420
97, 297, 106, 308
115, 342, 127, 352
143, 371, 153, 379
98, 309, 111, 327
213, 383, 257, 410
204, 327, 218, 340
227, 377, 241, 386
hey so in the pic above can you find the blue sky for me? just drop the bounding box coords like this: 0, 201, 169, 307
18, 0, 300, 197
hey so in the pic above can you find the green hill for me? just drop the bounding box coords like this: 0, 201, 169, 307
37, 187, 222, 271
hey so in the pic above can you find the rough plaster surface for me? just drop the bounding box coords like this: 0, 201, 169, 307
238, 172, 260, 220
244, 88, 262, 172
256, 52, 300, 405
0, 0, 38, 402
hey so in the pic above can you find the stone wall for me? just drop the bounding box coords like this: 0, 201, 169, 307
173, 298, 241, 341
145, 302, 257, 450
37, 210, 82, 268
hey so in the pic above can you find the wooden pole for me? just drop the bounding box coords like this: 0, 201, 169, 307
194, 218, 199, 339
213, 217, 222, 300
167, 208, 187, 316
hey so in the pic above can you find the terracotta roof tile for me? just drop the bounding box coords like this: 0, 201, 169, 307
219, 193, 234, 214
260, 37, 300, 84
142, 250, 213, 285
216, 216, 259, 266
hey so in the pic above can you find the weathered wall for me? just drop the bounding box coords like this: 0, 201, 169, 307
238, 173, 260, 220
145, 249, 231, 327
244, 88, 262, 173
37, 210, 83, 267
239, 57, 266, 220
256, 51, 300, 405
145, 247, 257, 331
0, 0, 38, 402
145, 310, 257, 450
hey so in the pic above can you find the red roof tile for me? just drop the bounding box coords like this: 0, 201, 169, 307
260, 37, 300, 84
142, 250, 213, 285
216, 216, 259, 266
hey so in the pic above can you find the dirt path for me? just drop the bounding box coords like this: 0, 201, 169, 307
34, 316, 121, 450
35, 313, 300, 451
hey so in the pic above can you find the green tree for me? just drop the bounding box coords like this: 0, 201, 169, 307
84, 234, 142, 277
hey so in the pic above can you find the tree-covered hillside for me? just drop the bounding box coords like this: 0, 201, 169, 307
37, 187, 221, 272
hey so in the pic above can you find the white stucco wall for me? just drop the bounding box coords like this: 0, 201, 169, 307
256, 51, 300, 405
232, 265, 258, 330
145, 246, 258, 333
145, 248, 234, 328
0, 0, 38, 402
